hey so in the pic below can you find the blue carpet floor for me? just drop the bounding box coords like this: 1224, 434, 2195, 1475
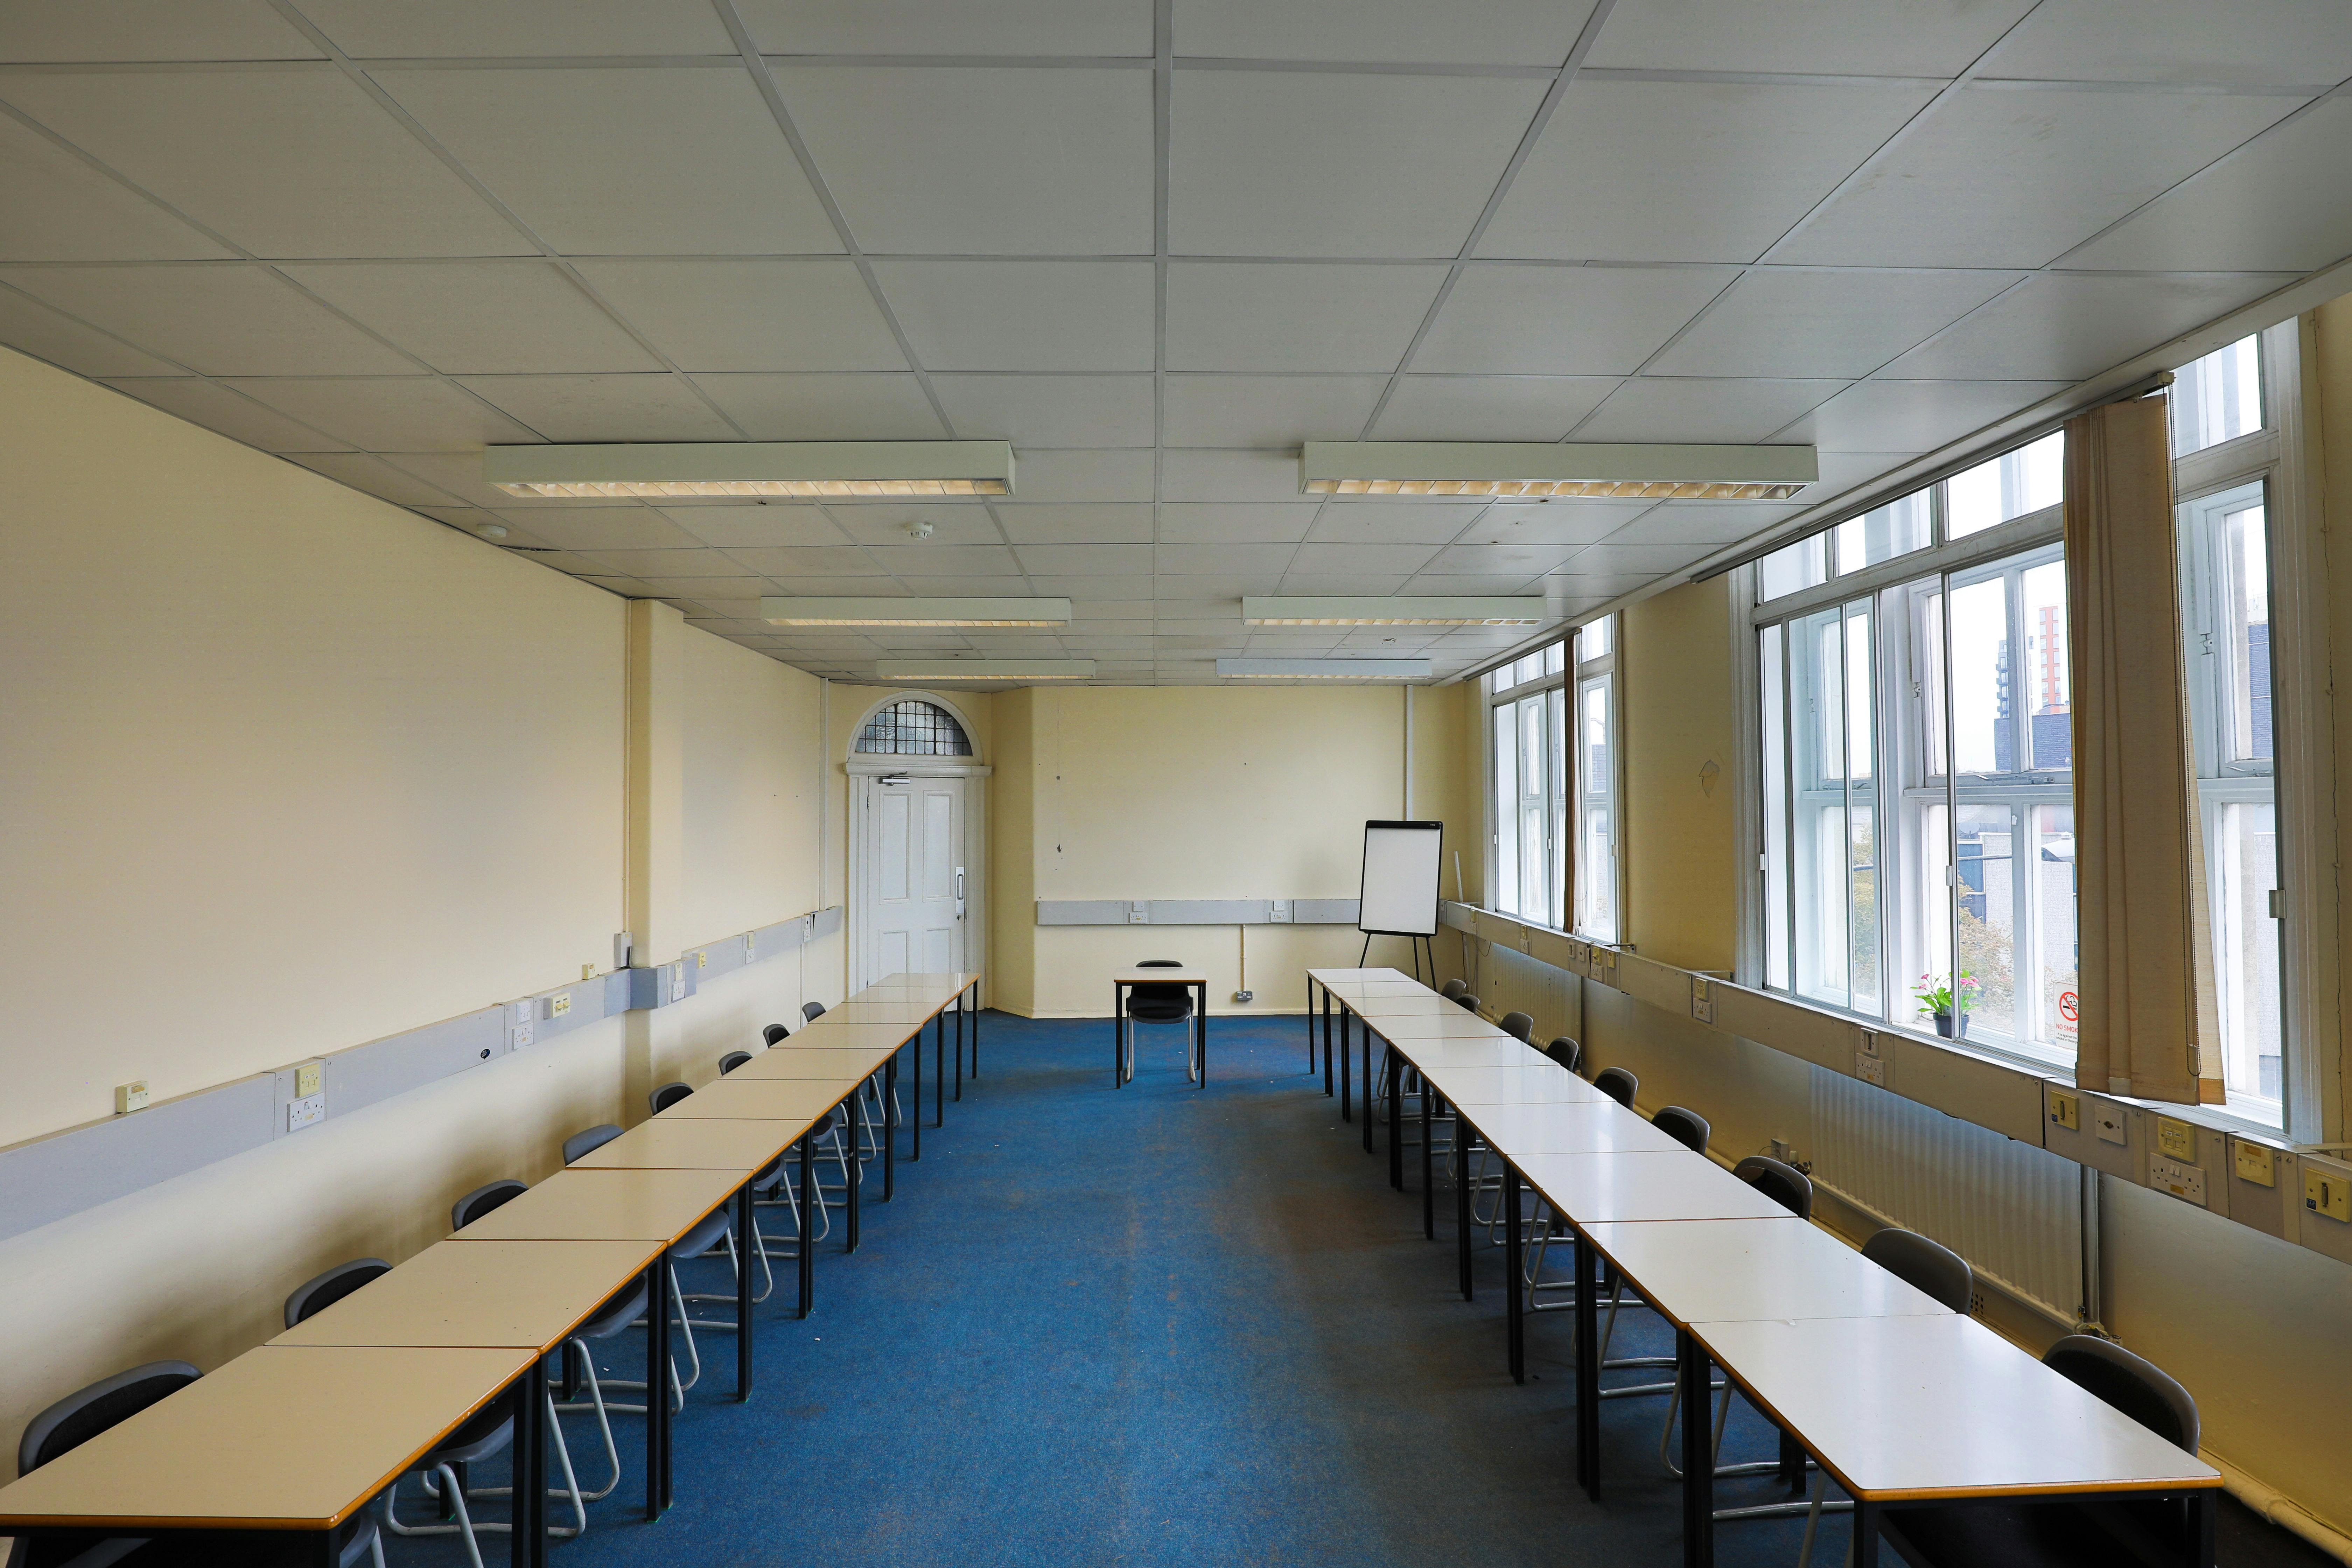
382, 1012, 2330, 1567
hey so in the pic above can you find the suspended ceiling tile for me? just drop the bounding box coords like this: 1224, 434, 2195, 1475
1605, 502, 1807, 546
1419, 542, 1580, 575
1884, 270, 2295, 381
738, 0, 1152, 56
0, 264, 418, 375
870, 259, 1155, 371
378, 66, 841, 255
993, 504, 1157, 544
1569, 376, 1847, 442
0, 71, 526, 258
765, 576, 901, 593
1648, 268, 2019, 379
1772, 86, 2306, 269
1160, 448, 1302, 502
860, 544, 1024, 576
1161, 374, 1388, 446
822, 504, 1003, 546
930, 375, 1156, 447
102, 377, 350, 451
895, 576, 1039, 596
1156, 504, 1322, 544
1530, 569, 1664, 596
1174, 0, 1598, 66
1480, 80, 1935, 264
1164, 262, 1447, 372
295, 0, 736, 56
1456, 501, 1651, 545
1269, 575, 1411, 596
1779, 378, 2071, 453
776, 66, 1152, 255
221, 375, 541, 449
1150, 572, 1283, 595
1414, 264, 1737, 375
1306, 504, 1480, 546
1562, 542, 1712, 573
1976, 0, 2352, 85
660, 505, 851, 548
1028, 574, 1154, 598
2065, 97, 2352, 273
485, 508, 704, 551
1013, 542, 1153, 574
0, 115, 235, 262
696, 372, 947, 440
1001, 447, 1155, 501
1284, 542, 1442, 575
1369, 374, 1617, 441
724, 545, 883, 576
570, 259, 905, 371
278, 261, 660, 376
0, 283, 188, 377
456, 373, 739, 442
285, 450, 461, 507
0, 1, 321, 62
1168, 71, 1547, 258
1584, 0, 2037, 75
579, 549, 755, 580
1402, 571, 1539, 594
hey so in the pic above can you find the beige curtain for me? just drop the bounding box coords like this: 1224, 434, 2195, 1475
2065, 394, 2224, 1104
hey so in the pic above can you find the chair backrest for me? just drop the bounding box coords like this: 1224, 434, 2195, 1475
649, 1080, 693, 1114
1545, 1036, 1582, 1075
1453, 993, 1480, 1013
1498, 1010, 1534, 1042
1652, 1105, 1710, 1154
802, 1001, 826, 1023
1137, 958, 1183, 967
452, 1179, 527, 1231
719, 1050, 752, 1074
283, 1258, 390, 1328
1441, 978, 1467, 999
1861, 1227, 1973, 1314
1731, 1155, 1813, 1219
762, 1023, 790, 1046
1131, 958, 1193, 1009
18, 1362, 200, 1476
563, 1124, 623, 1165
2042, 1335, 2199, 1454
1593, 1066, 1638, 1108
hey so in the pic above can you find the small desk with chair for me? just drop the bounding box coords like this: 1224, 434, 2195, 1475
1110, 964, 1209, 1087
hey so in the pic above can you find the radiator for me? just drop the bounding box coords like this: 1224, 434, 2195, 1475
1809, 1070, 2085, 1324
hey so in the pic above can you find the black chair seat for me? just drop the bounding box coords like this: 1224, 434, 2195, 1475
1127, 995, 1194, 1022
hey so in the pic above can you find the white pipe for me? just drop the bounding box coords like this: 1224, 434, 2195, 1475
2205, 1448, 2352, 1564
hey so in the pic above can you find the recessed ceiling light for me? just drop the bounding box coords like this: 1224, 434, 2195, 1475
1241, 596, 1545, 626
762, 597, 1071, 628
876, 659, 1094, 682
1300, 441, 1815, 501
1217, 658, 1433, 680
484, 441, 1014, 500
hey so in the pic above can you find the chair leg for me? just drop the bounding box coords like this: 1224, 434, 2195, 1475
548, 1347, 624, 1502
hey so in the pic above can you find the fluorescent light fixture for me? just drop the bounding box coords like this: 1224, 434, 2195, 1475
1300, 441, 1816, 500
762, 597, 1071, 627
484, 441, 1014, 500
876, 659, 1094, 682
1242, 596, 1545, 626
1217, 658, 1432, 680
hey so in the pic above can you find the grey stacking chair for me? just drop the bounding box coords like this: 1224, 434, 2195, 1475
561, 1124, 620, 1166
635, 1085, 760, 1391
1545, 1036, 1581, 1074
9, 1362, 238, 1568
1794, 1229, 1976, 1565
1662, 1158, 1814, 1488
1596, 1107, 1712, 1399
1441, 978, 1467, 1000
1513, 1037, 1590, 1302
284, 1258, 390, 1329
1124, 959, 1200, 1082
648, 1081, 693, 1115
1452, 992, 1480, 1012
764, 1023, 790, 1045
1498, 1011, 1534, 1043
556, 1125, 688, 1456
1593, 1066, 1637, 1108
802, 1001, 826, 1023
718, 1051, 752, 1074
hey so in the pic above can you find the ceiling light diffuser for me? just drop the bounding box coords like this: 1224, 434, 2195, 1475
1241, 596, 1545, 626
876, 660, 1094, 682
763, 597, 1071, 627
1217, 658, 1432, 680
484, 441, 1014, 500
1300, 441, 1816, 500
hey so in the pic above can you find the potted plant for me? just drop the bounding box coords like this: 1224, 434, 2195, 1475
1912, 972, 1977, 1038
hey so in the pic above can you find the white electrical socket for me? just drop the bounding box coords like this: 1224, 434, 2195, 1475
547, 992, 572, 1019
115, 1080, 149, 1114
1854, 1053, 1886, 1086
2148, 1155, 2208, 1208
287, 1093, 325, 1131
1233, 989, 1254, 1003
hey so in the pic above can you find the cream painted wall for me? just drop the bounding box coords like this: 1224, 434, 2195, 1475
1622, 577, 1739, 975
680, 628, 823, 948
991, 688, 1039, 1016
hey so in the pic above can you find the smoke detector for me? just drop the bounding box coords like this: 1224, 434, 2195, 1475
906, 519, 935, 540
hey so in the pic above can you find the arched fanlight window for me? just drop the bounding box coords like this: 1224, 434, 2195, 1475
853, 699, 973, 757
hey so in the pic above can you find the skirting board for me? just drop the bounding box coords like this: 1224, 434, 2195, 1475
0, 904, 844, 1247
1037, 899, 1361, 926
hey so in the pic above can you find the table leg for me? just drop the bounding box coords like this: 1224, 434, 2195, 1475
912, 1024, 923, 1161
1680, 1330, 1714, 1568
846, 1091, 861, 1254
1363, 1022, 1375, 1156
971, 984, 981, 1077
1197, 982, 1207, 1087
1387, 1045, 1402, 1191
514, 1353, 546, 1568
1457, 1121, 1474, 1301
954, 995, 964, 1102
934, 1011, 944, 1127
2188, 1489, 2215, 1568
1322, 987, 1334, 1096
735, 1184, 755, 1400
646, 1254, 670, 1519
1306, 980, 1315, 1073
1421, 1084, 1434, 1240
1504, 1165, 1524, 1385
1341, 1007, 1353, 1126
797, 1134, 814, 1320
884, 1054, 897, 1199
1574, 1231, 1598, 1499
1852, 1502, 1879, 1568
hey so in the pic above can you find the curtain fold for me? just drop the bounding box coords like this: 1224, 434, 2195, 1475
2064, 394, 2224, 1104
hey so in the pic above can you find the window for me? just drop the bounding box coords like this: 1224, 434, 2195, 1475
2172, 334, 2263, 456
1486, 620, 1616, 936
854, 699, 972, 756
1947, 432, 2063, 539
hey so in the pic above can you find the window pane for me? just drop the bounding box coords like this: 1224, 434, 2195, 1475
2030, 805, 2078, 1053
1948, 576, 2012, 775
1788, 606, 1849, 1009
1550, 686, 1569, 930
1835, 491, 1931, 575
1910, 799, 1953, 1030
1955, 804, 2017, 1040
1576, 676, 1616, 942
2171, 335, 2263, 456
1760, 628, 1790, 990
2022, 561, 2071, 770
1493, 705, 1518, 917
1758, 535, 1826, 601
1919, 587, 1948, 778
1947, 432, 2063, 538
2226, 502, 2272, 763
1518, 695, 1547, 921
1845, 604, 1881, 1016
1545, 642, 1566, 677
2214, 798, 2282, 1106
1580, 617, 1612, 662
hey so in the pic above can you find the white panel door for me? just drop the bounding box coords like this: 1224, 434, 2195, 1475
862, 775, 964, 987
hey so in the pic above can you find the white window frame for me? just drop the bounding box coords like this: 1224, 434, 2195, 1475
1574, 625, 1621, 944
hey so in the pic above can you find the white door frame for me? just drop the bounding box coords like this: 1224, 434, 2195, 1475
845, 697, 990, 997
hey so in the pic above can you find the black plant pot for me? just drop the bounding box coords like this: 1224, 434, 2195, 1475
1933, 1011, 1969, 1040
